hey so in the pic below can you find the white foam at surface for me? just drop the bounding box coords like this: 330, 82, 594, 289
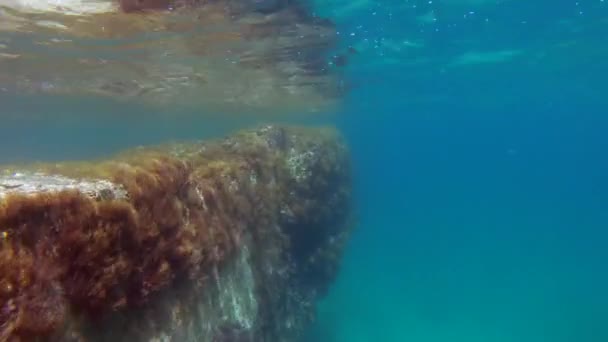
0, 0, 116, 15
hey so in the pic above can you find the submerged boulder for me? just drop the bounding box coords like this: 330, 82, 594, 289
0, 125, 353, 341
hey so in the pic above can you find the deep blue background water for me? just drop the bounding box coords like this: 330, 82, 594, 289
301, 1, 608, 340
1, 1, 607, 341
302, 89, 608, 341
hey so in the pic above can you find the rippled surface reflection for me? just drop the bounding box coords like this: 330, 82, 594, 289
0, 0, 344, 114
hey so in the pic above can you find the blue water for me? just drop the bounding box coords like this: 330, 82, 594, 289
2, 0, 608, 341
303, 1, 608, 340
304, 98, 608, 341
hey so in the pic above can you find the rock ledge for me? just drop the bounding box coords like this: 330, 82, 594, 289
0, 125, 352, 342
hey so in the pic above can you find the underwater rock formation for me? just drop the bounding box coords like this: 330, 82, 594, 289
0, 125, 353, 341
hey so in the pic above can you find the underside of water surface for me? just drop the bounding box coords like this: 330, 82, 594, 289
0, 0, 350, 115
1, 0, 608, 341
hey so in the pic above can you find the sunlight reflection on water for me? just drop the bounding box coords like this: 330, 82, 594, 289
0, 0, 345, 115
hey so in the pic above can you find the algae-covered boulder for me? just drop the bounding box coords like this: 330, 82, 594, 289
0, 125, 353, 341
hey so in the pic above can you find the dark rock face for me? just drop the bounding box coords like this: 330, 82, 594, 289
0, 125, 353, 341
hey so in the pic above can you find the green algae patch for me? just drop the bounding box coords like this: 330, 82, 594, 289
0, 125, 353, 341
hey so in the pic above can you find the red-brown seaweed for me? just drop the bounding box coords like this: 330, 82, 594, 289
0, 125, 352, 341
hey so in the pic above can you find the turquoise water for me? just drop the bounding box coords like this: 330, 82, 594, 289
304, 1, 608, 340
305, 100, 608, 341
2, 0, 608, 341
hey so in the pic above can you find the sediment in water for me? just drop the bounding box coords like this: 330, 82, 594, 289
0, 125, 353, 341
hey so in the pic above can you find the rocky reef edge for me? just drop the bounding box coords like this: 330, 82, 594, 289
0, 125, 353, 341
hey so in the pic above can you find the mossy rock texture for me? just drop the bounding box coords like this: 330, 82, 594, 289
0, 125, 353, 342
